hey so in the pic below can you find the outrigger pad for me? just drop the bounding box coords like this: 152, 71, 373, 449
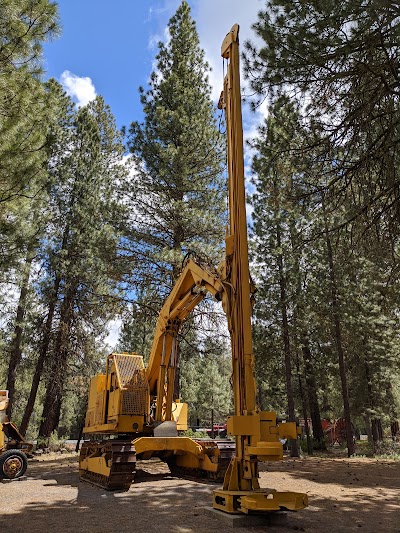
213, 489, 309, 514
153, 421, 178, 437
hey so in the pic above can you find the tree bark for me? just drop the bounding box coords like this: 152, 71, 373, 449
363, 413, 373, 444
322, 195, 354, 456
19, 274, 61, 436
38, 283, 76, 439
390, 420, 399, 439
6, 247, 35, 418
364, 361, 382, 445
371, 418, 383, 443
276, 222, 299, 457
20, 224, 71, 436
301, 336, 326, 450
171, 224, 184, 397
295, 352, 312, 455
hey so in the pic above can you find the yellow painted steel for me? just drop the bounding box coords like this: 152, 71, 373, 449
0, 389, 33, 455
83, 353, 152, 435
80, 28, 309, 505
0, 391, 7, 450
213, 489, 309, 514
0, 423, 5, 451
146, 259, 224, 398
134, 436, 219, 474
79, 27, 310, 510
135, 436, 203, 456
172, 400, 188, 431
82, 416, 145, 435
211, 24, 308, 514
80, 456, 111, 478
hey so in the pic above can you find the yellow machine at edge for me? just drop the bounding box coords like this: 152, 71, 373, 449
0, 390, 33, 480
79, 25, 308, 516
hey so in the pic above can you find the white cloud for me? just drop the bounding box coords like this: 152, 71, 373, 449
60, 70, 97, 107
149, 23, 172, 51
105, 318, 122, 349
191, 1, 266, 203
148, 33, 162, 50
193, 0, 263, 103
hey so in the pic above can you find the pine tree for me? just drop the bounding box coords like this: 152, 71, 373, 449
0, 3, 60, 408
244, 0, 400, 234
38, 96, 128, 438
249, 89, 400, 453
120, 1, 227, 390
244, 3, 400, 451
4, 247, 35, 418
18, 93, 129, 438
250, 98, 310, 456
180, 335, 232, 427
0, 1, 60, 270
19, 81, 76, 436
117, 289, 158, 361
127, 1, 225, 297
250, 97, 343, 452
3, 77, 70, 420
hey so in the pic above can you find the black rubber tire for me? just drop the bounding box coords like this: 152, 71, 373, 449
0, 449, 28, 479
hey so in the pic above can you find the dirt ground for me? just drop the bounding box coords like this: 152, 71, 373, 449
0, 453, 399, 533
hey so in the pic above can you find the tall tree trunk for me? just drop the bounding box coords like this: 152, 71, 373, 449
364, 361, 382, 445
295, 352, 312, 455
390, 420, 399, 440
6, 247, 35, 418
371, 418, 383, 443
363, 412, 373, 444
38, 284, 75, 439
301, 335, 326, 450
276, 223, 299, 457
172, 224, 184, 283
19, 275, 61, 436
171, 225, 184, 397
20, 225, 70, 436
322, 195, 354, 456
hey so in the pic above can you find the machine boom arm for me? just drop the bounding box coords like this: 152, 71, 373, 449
145, 258, 224, 421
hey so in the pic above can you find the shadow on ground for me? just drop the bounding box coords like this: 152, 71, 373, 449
0, 455, 398, 533
259, 456, 400, 533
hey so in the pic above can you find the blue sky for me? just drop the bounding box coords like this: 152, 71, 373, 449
43, 0, 266, 133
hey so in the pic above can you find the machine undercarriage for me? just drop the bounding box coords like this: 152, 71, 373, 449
79, 435, 235, 490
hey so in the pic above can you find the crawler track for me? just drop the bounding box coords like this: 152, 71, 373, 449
168, 439, 235, 483
79, 438, 235, 489
79, 440, 136, 491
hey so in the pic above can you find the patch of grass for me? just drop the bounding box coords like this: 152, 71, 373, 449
36, 430, 69, 452
353, 439, 400, 460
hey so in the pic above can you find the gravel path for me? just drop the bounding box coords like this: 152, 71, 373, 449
0, 454, 399, 533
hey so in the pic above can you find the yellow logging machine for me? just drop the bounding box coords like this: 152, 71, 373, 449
79, 25, 308, 515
